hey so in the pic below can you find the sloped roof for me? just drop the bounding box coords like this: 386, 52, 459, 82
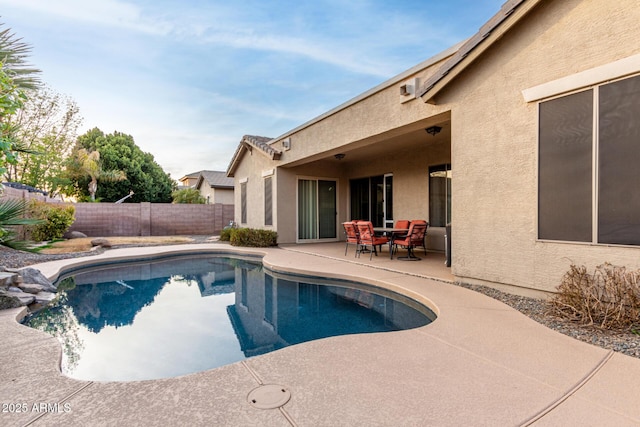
418, 0, 542, 104
178, 171, 201, 182
196, 170, 234, 189
226, 135, 278, 177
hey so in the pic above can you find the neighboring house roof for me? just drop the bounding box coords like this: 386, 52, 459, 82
179, 171, 200, 181
195, 171, 234, 189
227, 135, 278, 177
418, 0, 543, 104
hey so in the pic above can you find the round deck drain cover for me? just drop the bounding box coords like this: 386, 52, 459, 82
247, 384, 291, 409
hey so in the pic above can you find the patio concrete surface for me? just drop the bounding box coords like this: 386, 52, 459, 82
1, 242, 639, 426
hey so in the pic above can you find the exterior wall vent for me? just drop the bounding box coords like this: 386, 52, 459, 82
400, 77, 419, 103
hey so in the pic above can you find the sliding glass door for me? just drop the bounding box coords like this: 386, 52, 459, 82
349, 174, 393, 227
298, 179, 337, 241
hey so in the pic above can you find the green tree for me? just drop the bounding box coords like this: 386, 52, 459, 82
5, 86, 82, 195
65, 148, 126, 201
172, 188, 206, 204
66, 128, 175, 202
0, 23, 41, 176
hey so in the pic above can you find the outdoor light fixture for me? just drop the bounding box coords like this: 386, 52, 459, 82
334, 153, 346, 160
426, 126, 442, 136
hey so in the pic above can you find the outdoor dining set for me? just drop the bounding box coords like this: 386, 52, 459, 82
342, 220, 429, 261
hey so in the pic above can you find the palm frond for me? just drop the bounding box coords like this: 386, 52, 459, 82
0, 198, 40, 225
0, 25, 41, 90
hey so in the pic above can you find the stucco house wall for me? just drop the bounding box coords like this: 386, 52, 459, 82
233, 150, 278, 230
229, 0, 640, 295
258, 43, 459, 171
199, 185, 234, 205
438, 0, 640, 294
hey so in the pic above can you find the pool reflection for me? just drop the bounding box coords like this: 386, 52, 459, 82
25, 255, 434, 381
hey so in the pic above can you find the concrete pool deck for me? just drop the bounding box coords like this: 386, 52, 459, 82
1, 243, 640, 426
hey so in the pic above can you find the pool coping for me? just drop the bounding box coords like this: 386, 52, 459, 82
2, 243, 640, 426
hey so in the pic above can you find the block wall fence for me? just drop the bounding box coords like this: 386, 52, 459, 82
1, 187, 234, 237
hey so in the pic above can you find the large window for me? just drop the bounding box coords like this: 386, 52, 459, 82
538, 74, 640, 245
538, 90, 593, 242
429, 165, 451, 227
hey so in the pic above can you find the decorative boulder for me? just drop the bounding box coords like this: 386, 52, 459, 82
91, 238, 112, 248
34, 291, 56, 304
17, 268, 56, 292
3, 289, 35, 306
0, 271, 19, 287
0, 289, 22, 309
18, 283, 46, 294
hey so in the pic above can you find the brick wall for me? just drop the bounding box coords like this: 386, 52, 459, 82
0, 186, 234, 236
1, 186, 64, 204
68, 202, 235, 236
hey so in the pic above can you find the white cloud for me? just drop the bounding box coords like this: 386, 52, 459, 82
0, 0, 506, 180
0, 0, 172, 35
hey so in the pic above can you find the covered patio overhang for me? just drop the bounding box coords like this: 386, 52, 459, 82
281, 112, 450, 170
278, 112, 452, 252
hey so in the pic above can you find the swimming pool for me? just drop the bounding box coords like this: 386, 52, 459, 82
24, 254, 435, 382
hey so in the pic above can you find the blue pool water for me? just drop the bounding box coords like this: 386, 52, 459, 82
24, 255, 435, 382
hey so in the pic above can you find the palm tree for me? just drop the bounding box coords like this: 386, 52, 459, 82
0, 24, 40, 90
0, 198, 42, 250
0, 22, 41, 177
74, 148, 126, 201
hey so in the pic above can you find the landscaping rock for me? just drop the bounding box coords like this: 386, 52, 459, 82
17, 268, 56, 292
18, 283, 46, 294
0, 289, 22, 309
0, 271, 19, 287
5, 289, 35, 306
91, 238, 112, 248
64, 230, 88, 239
34, 291, 56, 304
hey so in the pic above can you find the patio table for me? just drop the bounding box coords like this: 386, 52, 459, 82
373, 227, 409, 259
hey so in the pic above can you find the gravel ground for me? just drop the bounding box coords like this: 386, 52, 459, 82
2, 240, 639, 360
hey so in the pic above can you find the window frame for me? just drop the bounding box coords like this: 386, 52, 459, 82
264, 176, 273, 226
240, 181, 247, 225
428, 164, 451, 228
537, 72, 640, 247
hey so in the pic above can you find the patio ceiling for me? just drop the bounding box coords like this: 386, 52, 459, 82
281, 118, 451, 168
325, 120, 451, 166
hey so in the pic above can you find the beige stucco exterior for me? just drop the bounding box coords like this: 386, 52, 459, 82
229, 0, 640, 295
441, 0, 640, 294
199, 185, 234, 205
232, 148, 278, 231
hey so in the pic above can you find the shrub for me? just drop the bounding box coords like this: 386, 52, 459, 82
550, 262, 640, 330
27, 201, 75, 241
219, 228, 232, 241
172, 188, 206, 204
229, 228, 277, 247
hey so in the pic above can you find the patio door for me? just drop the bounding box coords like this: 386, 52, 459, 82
298, 179, 337, 241
349, 174, 393, 227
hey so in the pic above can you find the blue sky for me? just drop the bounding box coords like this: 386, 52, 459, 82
0, 0, 503, 180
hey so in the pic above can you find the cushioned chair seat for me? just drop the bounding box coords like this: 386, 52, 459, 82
356, 221, 389, 260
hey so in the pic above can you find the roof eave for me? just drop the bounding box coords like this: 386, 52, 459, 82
419, 0, 543, 104
227, 135, 278, 177
195, 174, 205, 190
